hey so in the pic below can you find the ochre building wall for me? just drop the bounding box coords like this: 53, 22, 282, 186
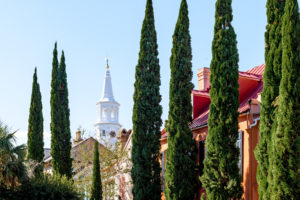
161, 113, 260, 200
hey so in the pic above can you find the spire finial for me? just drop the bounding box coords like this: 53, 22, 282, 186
105, 57, 110, 69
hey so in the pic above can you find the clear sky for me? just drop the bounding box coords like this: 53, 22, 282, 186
0, 0, 270, 148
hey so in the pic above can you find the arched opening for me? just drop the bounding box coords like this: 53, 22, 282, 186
111, 109, 115, 120
110, 131, 116, 138
103, 108, 107, 120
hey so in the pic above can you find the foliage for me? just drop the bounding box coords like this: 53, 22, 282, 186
164, 1, 196, 199
0, 121, 27, 188
131, 0, 162, 199
50, 42, 63, 177
100, 140, 131, 200
268, 0, 300, 199
27, 67, 44, 177
58, 50, 72, 178
91, 140, 103, 200
0, 175, 82, 200
50, 43, 72, 178
24, 159, 44, 180
200, 0, 243, 199
254, 0, 285, 199
73, 138, 131, 200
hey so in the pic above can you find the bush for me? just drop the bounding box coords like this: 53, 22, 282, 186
0, 175, 82, 200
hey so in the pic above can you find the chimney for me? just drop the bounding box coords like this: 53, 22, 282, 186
197, 67, 210, 91
249, 98, 260, 114
73, 130, 83, 144
117, 129, 131, 150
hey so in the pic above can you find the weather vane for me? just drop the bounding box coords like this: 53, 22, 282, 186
105, 57, 110, 69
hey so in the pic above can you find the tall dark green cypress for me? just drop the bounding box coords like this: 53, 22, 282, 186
254, 1, 285, 199
50, 43, 72, 178
131, 0, 162, 199
91, 140, 102, 200
50, 42, 64, 177
27, 67, 44, 175
269, 0, 300, 199
164, 1, 195, 199
200, 0, 242, 199
58, 51, 72, 178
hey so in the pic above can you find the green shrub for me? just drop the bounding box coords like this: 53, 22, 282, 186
0, 175, 82, 200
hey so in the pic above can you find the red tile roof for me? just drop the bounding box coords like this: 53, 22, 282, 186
192, 90, 210, 97
239, 71, 262, 81
238, 81, 263, 114
190, 64, 264, 130
246, 64, 265, 75
190, 107, 209, 129
161, 132, 168, 139
162, 64, 265, 135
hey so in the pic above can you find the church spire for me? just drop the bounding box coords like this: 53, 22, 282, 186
95, 58, 121, 145
101, 58, 115, 102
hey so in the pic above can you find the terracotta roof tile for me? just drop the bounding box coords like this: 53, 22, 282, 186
246, 64, 265, 75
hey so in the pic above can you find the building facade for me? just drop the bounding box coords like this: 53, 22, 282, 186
95, 62, 121, 145
161, 64, 265, 200
116, 129, 133, 200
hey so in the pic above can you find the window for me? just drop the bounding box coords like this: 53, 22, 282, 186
237, 130, 243, 175
102, 130, 106, 136
199, 141, 205, 176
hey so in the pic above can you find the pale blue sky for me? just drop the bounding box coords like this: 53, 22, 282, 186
0, 0, 270, 147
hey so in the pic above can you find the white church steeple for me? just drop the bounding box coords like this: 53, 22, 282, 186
101, 59, 116, 102
95, 59, 121, 145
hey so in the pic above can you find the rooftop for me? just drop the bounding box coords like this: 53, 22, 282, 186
191, 64, 264, 130
161, 64, 265, 136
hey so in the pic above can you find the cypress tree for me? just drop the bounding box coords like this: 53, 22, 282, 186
164, 1, 196, 199
269, 0, 300, 199
58, 51, 72, 178
27, 67, 44, 175
50, 44, 72, 178
200, 0, 243, 199
254, 1, 285, 199
91, 140, 102, 200
131, 0, 162, 199
50, 42, 64, 177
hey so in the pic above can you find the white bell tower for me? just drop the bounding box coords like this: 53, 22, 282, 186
95, 58, 121, 145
